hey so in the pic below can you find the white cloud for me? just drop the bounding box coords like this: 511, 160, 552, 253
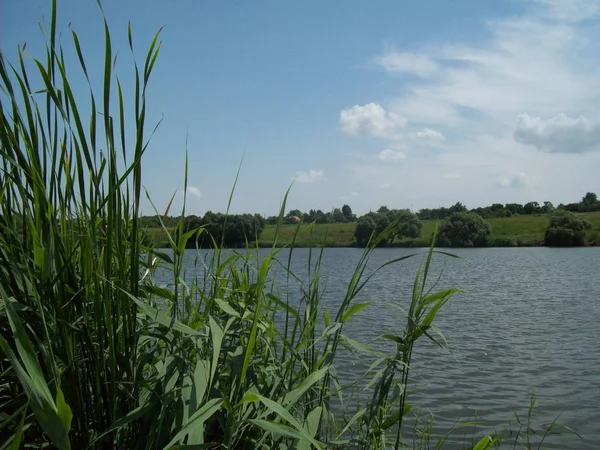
186, 186, 202, 198
345, 0, 600, 208
379, 183, 391, 189
514, 113, 600, 153
339, 103, 407, 138
411, 128, 445, 141
496, 172, 531, 188
373, 44, 439, 77
293, 169, 325, 184
529, 0, 600, 22
378, 148, 407, 161
372, 13, 600, 131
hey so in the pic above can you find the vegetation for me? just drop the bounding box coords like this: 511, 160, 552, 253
0, 3, 502, 449
544, 211, 592, 246
0, 3, 589, 448
436, 212, 492, 248
354, 208, 422, 246
180, 212, 266, 248
143, 193, 600, 248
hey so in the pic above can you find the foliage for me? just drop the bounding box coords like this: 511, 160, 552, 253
354, 209, 422, 246
0, 3, 494, 449
437, 212, 492, 247
544, 211, 592, 246
257, 212, 600, 248
416, 202, 467, 220
563, 192, 600, 213
396, 209, 423, 240
180, 211, 266, 248
355, 215, 377, 246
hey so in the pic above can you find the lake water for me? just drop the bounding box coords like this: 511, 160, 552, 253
163, 247, 600, 449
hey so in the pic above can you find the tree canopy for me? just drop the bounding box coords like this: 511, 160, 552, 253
354, 209, 421, 246
544, 211, 592, 246
181, 212, 266, 248
436, 212, 492, 247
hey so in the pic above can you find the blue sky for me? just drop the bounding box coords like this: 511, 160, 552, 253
2, 0, 600, 216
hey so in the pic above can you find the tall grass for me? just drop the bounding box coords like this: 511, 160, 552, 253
0, 2, 571, 449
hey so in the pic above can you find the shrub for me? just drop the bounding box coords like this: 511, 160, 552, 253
491, 236, 518, 247
544, 211, 593, 246
436, 212, 492, 247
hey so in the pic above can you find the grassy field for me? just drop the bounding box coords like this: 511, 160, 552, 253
253, 212, 600, 247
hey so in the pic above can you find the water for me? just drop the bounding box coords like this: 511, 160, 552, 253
159, 247, 600, 449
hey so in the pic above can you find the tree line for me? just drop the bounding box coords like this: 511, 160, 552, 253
138, 192, 599, 248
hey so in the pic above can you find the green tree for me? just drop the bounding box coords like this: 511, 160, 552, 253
342, 204, 355, 221
523, 201, 540, 214
542, 201, 555, 213
449, 202, 468, 214
354, 214, 376, 245
395, 209, 422, 240
582, 192, 598, 205
545, 211, 592, 246
437, 212, 492, 247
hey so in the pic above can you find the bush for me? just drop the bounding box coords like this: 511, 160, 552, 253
436, 212, 492, 247
544, 211, 592, 246
491, 236, 518, 247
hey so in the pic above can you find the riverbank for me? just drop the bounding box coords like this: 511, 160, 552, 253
145, 212, 600, 248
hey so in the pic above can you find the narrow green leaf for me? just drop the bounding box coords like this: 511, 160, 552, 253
214, 298, 240, 318
125, 291, 203, 335
162, 397, 223, 449
472, 435, 496, 450
208, 316, 223, 387
341, 302, 371, 323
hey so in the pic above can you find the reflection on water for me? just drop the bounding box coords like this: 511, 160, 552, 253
156, 247, 600, 449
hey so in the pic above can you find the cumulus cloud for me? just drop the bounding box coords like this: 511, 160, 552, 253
373, 44, 439, 77
496, 172, 531, 188
411, 128, 445, 141
293, 169, 325, 183
339, 103, 407, 138
378, 148, 407, 161
514, 113, 600, 153
186, 186, 202, 198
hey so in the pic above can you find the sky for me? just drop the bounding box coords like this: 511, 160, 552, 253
2, 0, 600, 216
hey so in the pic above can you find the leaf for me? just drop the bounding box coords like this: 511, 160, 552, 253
246, 394, 322, 449
382, 334, 406, 345
249, 419, 307, 442
125, 291, 203, 335
0, 297, 71, 450
162, 397, 223, 449
9, 410, 26, 450
305, 406, 322, 438
341, 302, 370, 323
56, 384, 73, 433
283, 365, 329, 407
208, 316, 224, 387
472, 435, 496, 450
214, 298, 240, 318
336, 408, 366, 440
381, 404, 413, 430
